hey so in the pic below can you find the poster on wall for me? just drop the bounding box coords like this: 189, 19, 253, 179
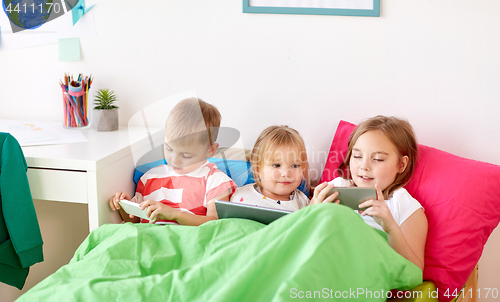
243, 0, 380, 17
0, 0, 96, 50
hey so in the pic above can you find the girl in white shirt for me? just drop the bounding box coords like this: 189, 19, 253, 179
310, 116, 428, 271
230, 125, 309, 211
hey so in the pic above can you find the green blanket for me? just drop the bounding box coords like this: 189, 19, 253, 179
17, 204, 422, 301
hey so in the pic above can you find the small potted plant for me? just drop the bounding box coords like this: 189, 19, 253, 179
93, 89, 119, 131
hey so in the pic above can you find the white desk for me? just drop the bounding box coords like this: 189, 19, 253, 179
21, 126, 164, 232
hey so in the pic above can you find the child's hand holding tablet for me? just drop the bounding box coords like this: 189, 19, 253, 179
118, 200, 154, 221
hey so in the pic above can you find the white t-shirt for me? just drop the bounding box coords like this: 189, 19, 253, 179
230, 183, 309, 212
329, 177, 423, 232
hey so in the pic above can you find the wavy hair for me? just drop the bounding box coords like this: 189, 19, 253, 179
338, 116, 418, 199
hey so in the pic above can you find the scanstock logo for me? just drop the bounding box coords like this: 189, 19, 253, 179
2, 0, 80, 33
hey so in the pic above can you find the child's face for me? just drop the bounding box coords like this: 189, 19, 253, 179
259, 146, 305, 201
163, 139, 213, 175
349, 130, 408, 192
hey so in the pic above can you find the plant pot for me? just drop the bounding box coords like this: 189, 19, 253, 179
93, 108, 119, 131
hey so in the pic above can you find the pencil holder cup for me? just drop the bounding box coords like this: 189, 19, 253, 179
62, 82, 90, 128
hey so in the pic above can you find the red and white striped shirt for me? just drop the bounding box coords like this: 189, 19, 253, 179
133, 161, 237, 223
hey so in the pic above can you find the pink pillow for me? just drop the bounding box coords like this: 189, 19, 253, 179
320, 120, 500, 302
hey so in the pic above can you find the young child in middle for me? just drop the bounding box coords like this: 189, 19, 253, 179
230, 125, 309, 211
109, 97, 237, 226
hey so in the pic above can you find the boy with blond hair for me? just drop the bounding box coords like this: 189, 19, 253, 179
110, 98, 236, 226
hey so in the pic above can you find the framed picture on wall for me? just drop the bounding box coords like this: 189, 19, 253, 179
243, 0, 380, 17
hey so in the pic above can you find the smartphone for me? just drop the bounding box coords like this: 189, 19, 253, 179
118, 200, 152, 221
326, 187, 376, 211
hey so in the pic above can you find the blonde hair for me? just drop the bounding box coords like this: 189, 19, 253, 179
165, 97, 221, 147
250, 125, 309, 191
338, 116, 418, 199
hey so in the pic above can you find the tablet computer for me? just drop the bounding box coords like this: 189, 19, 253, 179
215, 200, 292, 225
326, 187, 376, 211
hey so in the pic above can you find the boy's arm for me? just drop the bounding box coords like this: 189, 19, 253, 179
171, 189, 231, 226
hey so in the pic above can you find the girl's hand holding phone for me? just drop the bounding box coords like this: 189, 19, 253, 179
358, 185, 397, 233
310, 182, 340, 205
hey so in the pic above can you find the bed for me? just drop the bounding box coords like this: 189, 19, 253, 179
16, 121, 500, 302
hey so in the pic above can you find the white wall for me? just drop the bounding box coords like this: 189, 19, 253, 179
1, 0, 499, 300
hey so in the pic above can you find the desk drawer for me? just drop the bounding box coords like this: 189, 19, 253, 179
27, 168, 88, 204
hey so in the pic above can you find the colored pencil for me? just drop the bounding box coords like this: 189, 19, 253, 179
60, 73, 92, 128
